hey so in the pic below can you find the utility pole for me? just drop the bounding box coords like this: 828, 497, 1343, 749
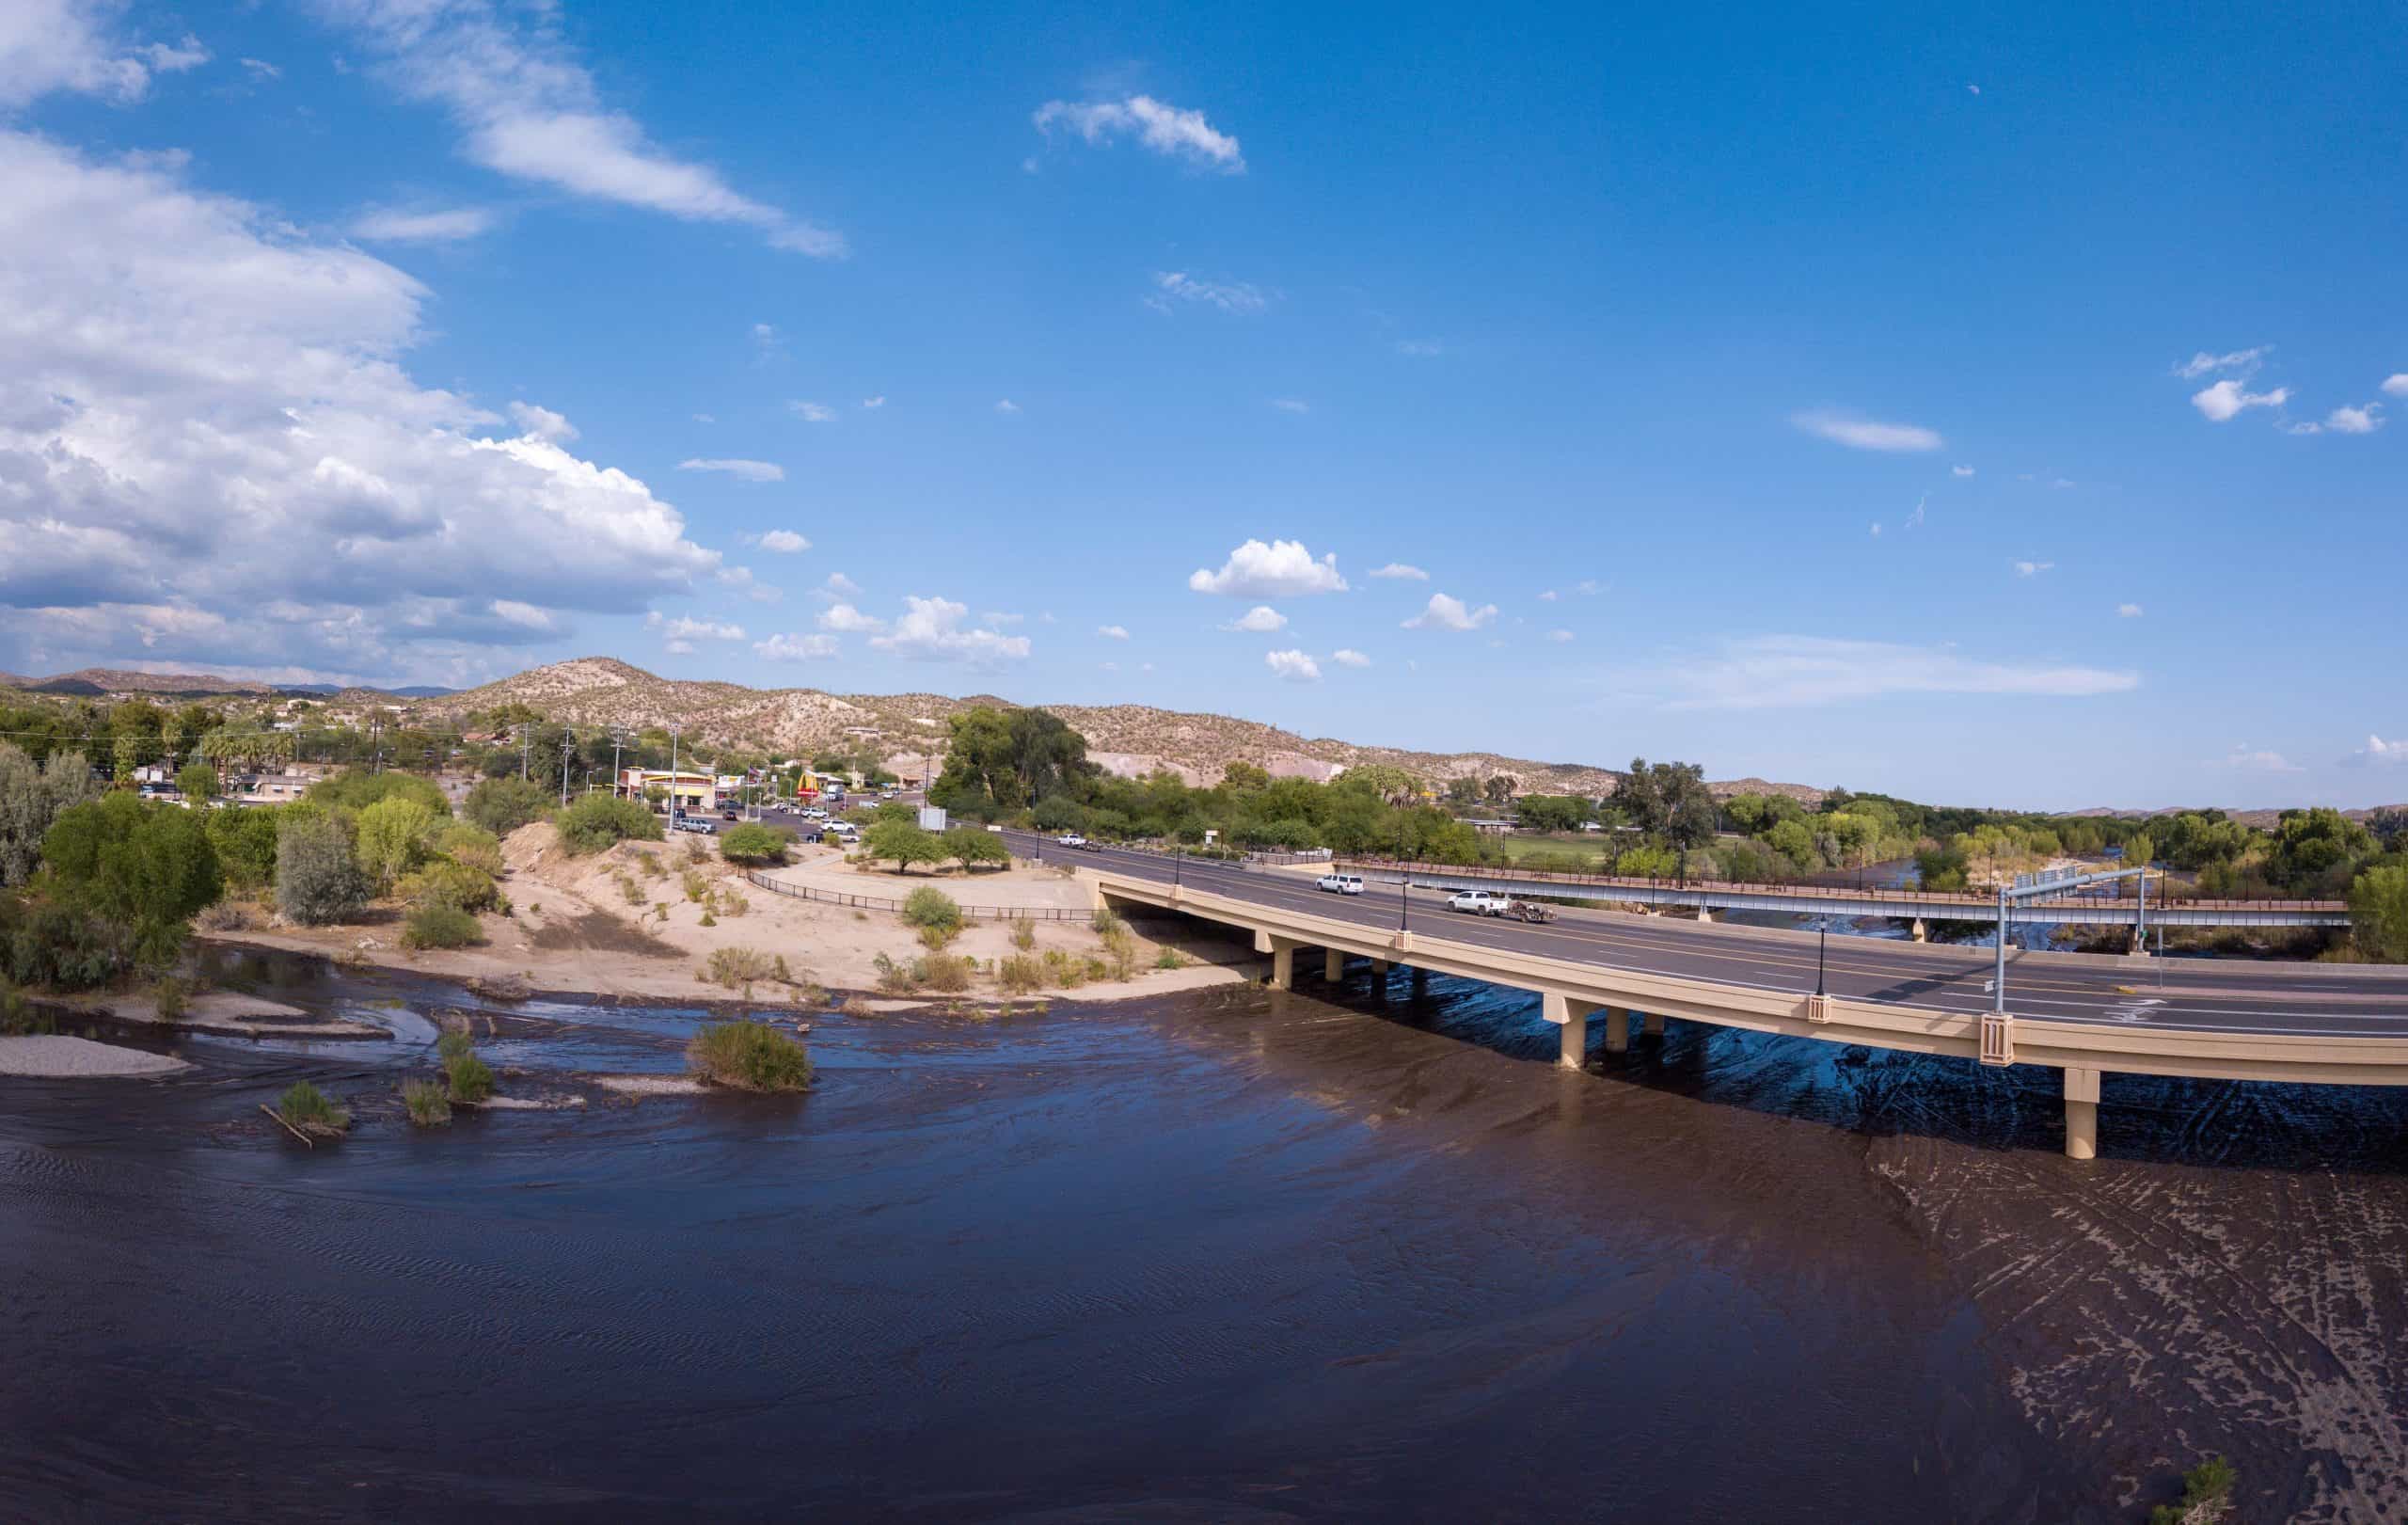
610, 725, 626, 802
561, 725, 574, 808
520, 723, 531, 783
669, 723, 681, 822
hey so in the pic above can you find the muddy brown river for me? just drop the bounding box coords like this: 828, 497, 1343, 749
2, 951, 2402, 1521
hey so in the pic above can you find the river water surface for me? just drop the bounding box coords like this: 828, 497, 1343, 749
3, 953, 2403, 1522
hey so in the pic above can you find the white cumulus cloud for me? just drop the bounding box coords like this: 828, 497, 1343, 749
0, 0, 207, 108
2325, 402, 2384, 435
752, 530, 810, 553
1264, 649, 1320, 683
1220, 606, 1287, 632
643, 612, 744, 642
1097, 624, 1129, 640
1189, 538, 1348, 597
816, 603, 885, 634
869, 595, 1033, 666
1369, 563, 1428, 581
2013, 560, 2055, 577
505, 401, 577, 441
1331, 648, 1370, 668
2384, 374, 2408, 399
753, 631, 838, 661
1402, 593, 1498, 631
2191, 379, 2289, 422
2343, 735, 2408, 767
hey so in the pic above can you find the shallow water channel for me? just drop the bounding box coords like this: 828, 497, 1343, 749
3, 950, 2403, 1522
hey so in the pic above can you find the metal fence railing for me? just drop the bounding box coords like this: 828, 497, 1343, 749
742, 870, 1090, 921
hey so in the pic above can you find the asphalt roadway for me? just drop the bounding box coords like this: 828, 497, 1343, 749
1006, 833, 2408, 1040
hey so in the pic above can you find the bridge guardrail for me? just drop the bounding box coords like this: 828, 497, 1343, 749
1335, 857, 2348, 914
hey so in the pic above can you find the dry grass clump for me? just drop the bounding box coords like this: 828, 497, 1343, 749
687, 1021, 812, 1092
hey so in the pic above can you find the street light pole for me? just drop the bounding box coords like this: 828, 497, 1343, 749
1397, 832, 1411, 935
1816, 919, 1829, 997
1994, 885, 2009, 1014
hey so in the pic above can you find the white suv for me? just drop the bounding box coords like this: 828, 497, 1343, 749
1315, 873, 1366, 896
1447, 890, 1507, 916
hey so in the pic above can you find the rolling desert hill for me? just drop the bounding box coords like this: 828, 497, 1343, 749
405, 658, 1681, 799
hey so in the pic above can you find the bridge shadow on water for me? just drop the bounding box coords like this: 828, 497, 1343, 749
1283, 959, 2408, 1177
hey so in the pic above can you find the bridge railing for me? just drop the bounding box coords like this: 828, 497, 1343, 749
1333, 857, 2347, 914
743, 869, 1088, 921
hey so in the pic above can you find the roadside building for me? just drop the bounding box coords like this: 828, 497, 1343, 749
616, 768, 717, 814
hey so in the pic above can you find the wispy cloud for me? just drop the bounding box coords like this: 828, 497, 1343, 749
1616, 635, 2138, 710
2343, 735, 2408, 767
1032, 95, 1244, 172
1546, 629, 1574, 643
678, 457, 783, 482
862, 395, 886, 409
505, 401, 576, 441
993, 399, 1021, 415
1791, 410, 1942, 453
1097, 624, 1129, 640
753, 631, 838, 661
1268, 397, 1309, 414
643, 612, 744, 643
817, 603, 886, 634
1149, 270, 1269, 315
2175, 346, 2270, 380
2012, 560, 2055, 577
1952, 464, 1974, 478
747, 530, 811, 553
1369, 563, 1428, 581
1331, 648, 1370, 668
1402, 593, 1497, 631
2218, 745, 2303, 773
2117, 602, 2144, 618
320, 0, 844, 256
1219, 606, 1287, 632
789, 401, 836, 423
1189, 539, 1348, 596
1393, 339, 1444, 357
350, 205, 494, 243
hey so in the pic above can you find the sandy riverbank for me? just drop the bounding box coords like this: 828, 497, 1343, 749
0, 1035, 189, 1077
201, 823, 1252, 1007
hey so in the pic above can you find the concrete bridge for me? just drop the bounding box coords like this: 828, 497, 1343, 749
1067, 847, 2408, 1160
1335, 858, 2350, 932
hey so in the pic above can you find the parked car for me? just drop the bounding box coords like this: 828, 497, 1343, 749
1315, 873, 1366, 896
1447, 890, 1508, 916
721, 808, 739, 821
674, 818, 718, 835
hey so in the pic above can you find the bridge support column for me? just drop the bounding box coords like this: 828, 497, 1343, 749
1606, 1009, 1630, 1054
1323, 948, 1345, 983
2064, 1067, 2100, 1160
1254, 930, 1297, 991
1370, 959, 1390, 976
1698, 908, 1716, 924
1643, 1010, 1665, 1038
1910, 918, 1926, 944
1543, 992, 1599, 1071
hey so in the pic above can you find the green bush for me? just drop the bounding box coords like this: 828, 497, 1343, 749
556, 794, 665, 855
153, 975, 191, 1022
1, 982, 53, 1035
718, 823, 794, 866
686, 1020, 813, 1091
40, 791, 221, 971
306, 769, 451, 818
2148, 1455, 2237, 1525
462, 775, 554, 837
871, 951, 915, 994
998, 953, 1044, 994
682, 869, 709, 903
443, 1049, 495, 1103
401, 1078, 452, 1127
435, 822, 505, 877
1008, 916, 1036, 951
1153, 946, 1186, 970
275, 811, 368, 926
399, 861, 499, 913
911, 953, 974, 993
436, 1028, 476, 1061
0, 893, 131, 991
203, 805, 281, 890
616, 871, 644, 905
903, 886, 962, 935
916, 922, 957, 951
277, 1080, 350, 1136
1089, 907, 1124, 936
945, 825, 1009, 870
403, 902, 483, 950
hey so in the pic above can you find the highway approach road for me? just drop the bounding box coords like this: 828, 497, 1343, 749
1008, 834, 2408, 1041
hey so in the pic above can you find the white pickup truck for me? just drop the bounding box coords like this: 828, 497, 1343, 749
1447, 889, 1508, 915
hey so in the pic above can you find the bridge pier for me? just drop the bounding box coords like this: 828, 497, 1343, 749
1910, 918, 1925, 944
1323, 948, 1345, 982
1643, 1011, 1665, 1038
1370, 959, 1390, 976
1254, 930, 1297, 991
1543, 992, 1599, 1070
1605, 1008, 1630, 1053
2064, 1067, 2100, 1160
1697, 908, 1716, 924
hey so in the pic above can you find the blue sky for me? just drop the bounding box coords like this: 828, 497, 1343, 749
3, 0, 2402, 809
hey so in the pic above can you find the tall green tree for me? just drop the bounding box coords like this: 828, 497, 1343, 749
40, 791, 222, 969
2350, 866, 2408, 962
0, 744, 99, 888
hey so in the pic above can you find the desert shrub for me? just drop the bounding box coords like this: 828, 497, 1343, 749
771, 954, 792, 982
705, 945, 776, 993
1083, 955, 1110, 981
435, 822, 505, 877
653, 902, 670, 921
556, 794, 663, 855
718, 823, 794, 866
306, 769, 449, 818
699, 911, 717, 927
1039, 947, 1087, 990
0, 894, 132, 990
717, 891, 749, 917
917, 922, 958, 951
2148, 1456, 2237, 1525
998, 952, 1044, 994
278, 1080, 350, 1136
1154, 946, 1186, 970
399, 861, 499, 914
903, 886, 962, 936
276, 811, 369, 926
196, 899, 259, 932
1089, 907, 1125, 936
1008, 916, 1036, 951
686, 1021, 813, 1092
403, 902, 483, 950
1098, 923, 1138, 980
462, 775, 553, 837
872, 951, 916, 994
436, 1028, 476, 1061
443, 1049, 495, 1104
152, 975, 191, 1022
911, 954, 974, 993
402, 1078, 452, 1126
632, 850, 665, 880
682, 869, 709, 903
616, 872, 644, 906
355, 795, 438, 894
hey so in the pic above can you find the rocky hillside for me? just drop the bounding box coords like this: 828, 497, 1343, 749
9, 667, 279, 696
406, 658, 1667, 796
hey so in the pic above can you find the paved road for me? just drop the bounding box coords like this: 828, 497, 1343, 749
1009, 834, 2408, 1040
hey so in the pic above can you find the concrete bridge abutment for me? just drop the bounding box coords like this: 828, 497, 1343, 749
2064, 1067, 2101, 1160
1543, 992, 1600, 1070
